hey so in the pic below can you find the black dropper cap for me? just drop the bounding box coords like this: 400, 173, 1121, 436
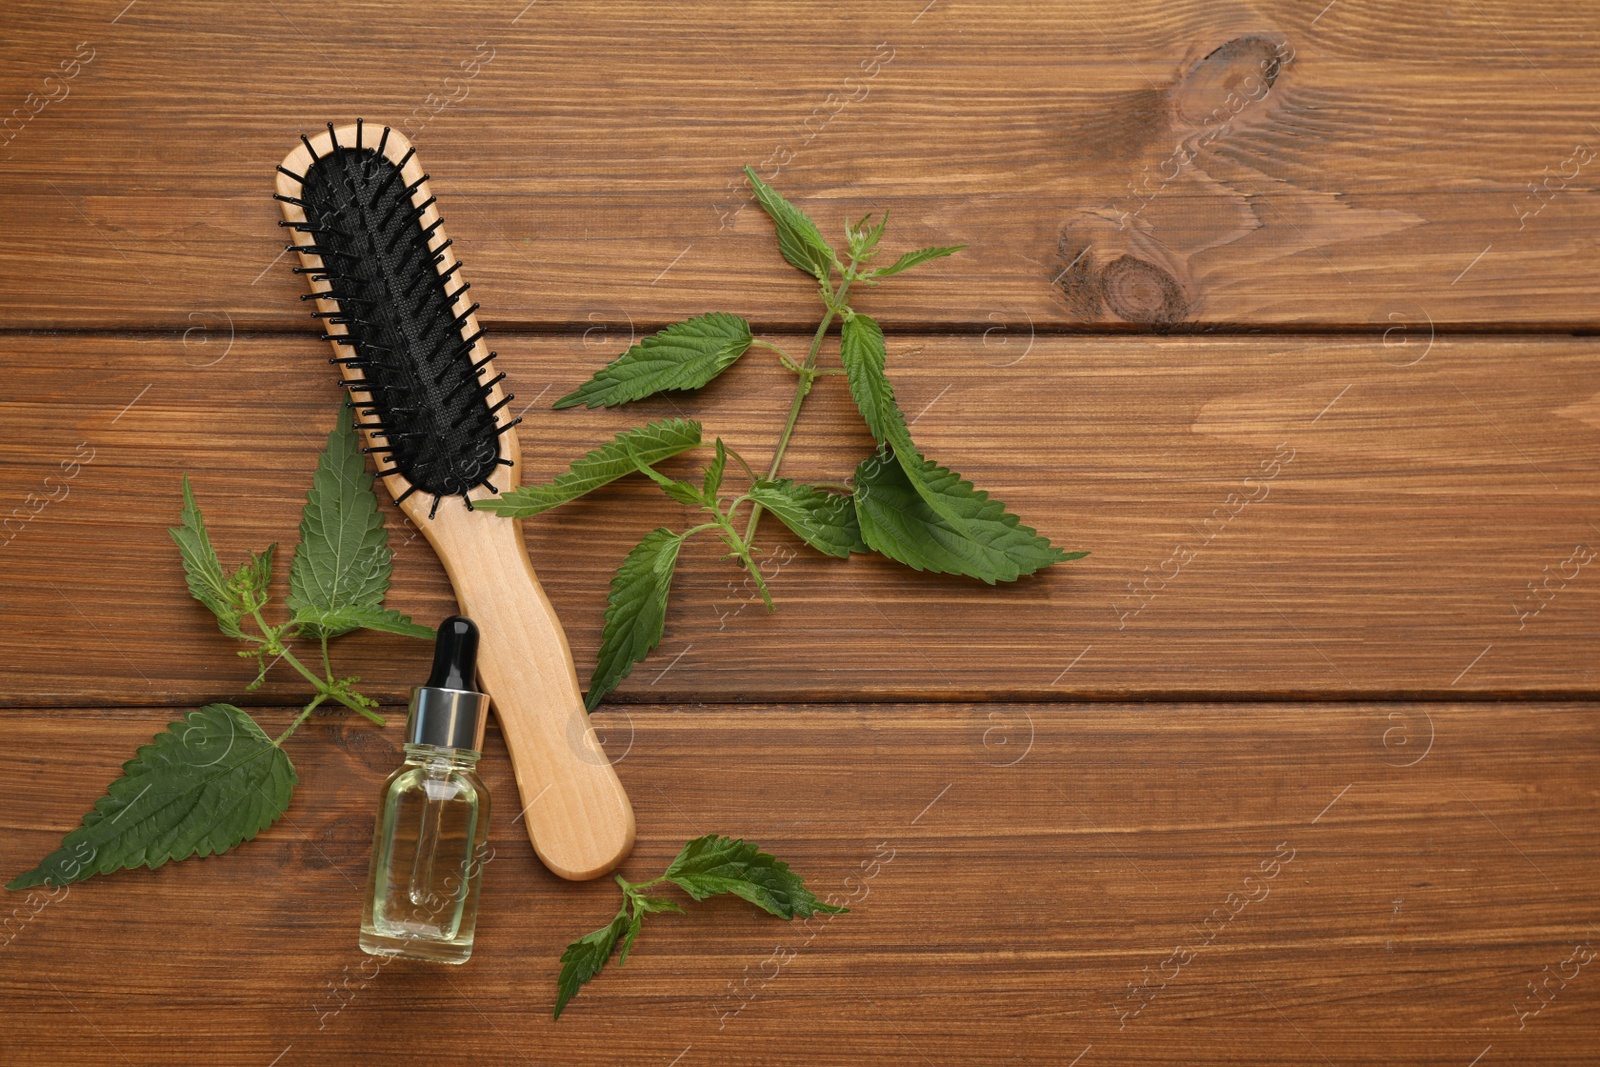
408, 615, 488, 751
426, 615, 480, 691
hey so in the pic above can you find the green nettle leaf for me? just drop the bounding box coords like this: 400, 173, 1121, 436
290, 605, 435, 640
170, 475, 245, 638
745, 165, 837, 284
869, 244, 966, 279
839, 312, 941, 477
839, 312, 904, 443
657, 481, 704, 507
838, 312, 1081, 580
747, 479, 866, 559
853, 450, 1084, 583
587, 528, 687, 710
630, 450, 705, 508
554, 910, 630, 1019
553, 314, 754, 410
663, 835, 849, 919
702, 438, 728, 501
838, 314, 965, 533
617, 911, 644, 968
480, 419, 703, 518
288, 403, 424, 640
6, 704, 297, 891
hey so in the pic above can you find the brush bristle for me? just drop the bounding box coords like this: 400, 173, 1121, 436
281, 131, 516, 514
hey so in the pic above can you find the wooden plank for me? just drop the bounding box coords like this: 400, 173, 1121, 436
1, 331, 1598, 706
3, 1, 1600, 329
2, 703, 1595, 1064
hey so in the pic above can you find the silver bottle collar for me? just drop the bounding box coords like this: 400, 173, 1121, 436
405, 685, 489, 752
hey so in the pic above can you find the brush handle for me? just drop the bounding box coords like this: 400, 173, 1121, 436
419, 497, 635, 881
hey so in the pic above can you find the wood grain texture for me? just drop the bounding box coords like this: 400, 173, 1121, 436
5, 3, 1598, 1062
3, 1, 1600, 329
2, 332, 1597, 706
2, 703, 1595, 1066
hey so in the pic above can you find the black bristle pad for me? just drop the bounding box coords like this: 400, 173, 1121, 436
297, 147, 503, 500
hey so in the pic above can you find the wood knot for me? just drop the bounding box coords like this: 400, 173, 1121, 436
1172, 34, 1292, 128
1098, 255, 1189, 326
1050, 28, 1296, 327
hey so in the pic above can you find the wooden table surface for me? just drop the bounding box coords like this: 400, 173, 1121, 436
3, 1, 1597, 1064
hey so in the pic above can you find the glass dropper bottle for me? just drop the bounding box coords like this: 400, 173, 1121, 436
359, 615, 492, 964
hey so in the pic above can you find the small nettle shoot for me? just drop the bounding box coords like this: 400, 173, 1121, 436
554, 835, 846, 1018
8, 404, 433, 891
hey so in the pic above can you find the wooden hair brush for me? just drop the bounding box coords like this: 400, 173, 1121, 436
274, 121, 634, 880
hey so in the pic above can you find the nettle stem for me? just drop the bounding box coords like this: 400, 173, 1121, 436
248, 608, 387, 728
719, 519, 773, 610
276, 691, 331, 745
742, 273, 855, 546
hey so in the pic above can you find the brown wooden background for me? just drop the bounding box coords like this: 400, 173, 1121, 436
3, 1, 1597, 1063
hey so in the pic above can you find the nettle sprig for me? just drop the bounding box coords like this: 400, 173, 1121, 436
555, 835, 845, 1018
484, 167, 1085, 707
7, 405, 432, 890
